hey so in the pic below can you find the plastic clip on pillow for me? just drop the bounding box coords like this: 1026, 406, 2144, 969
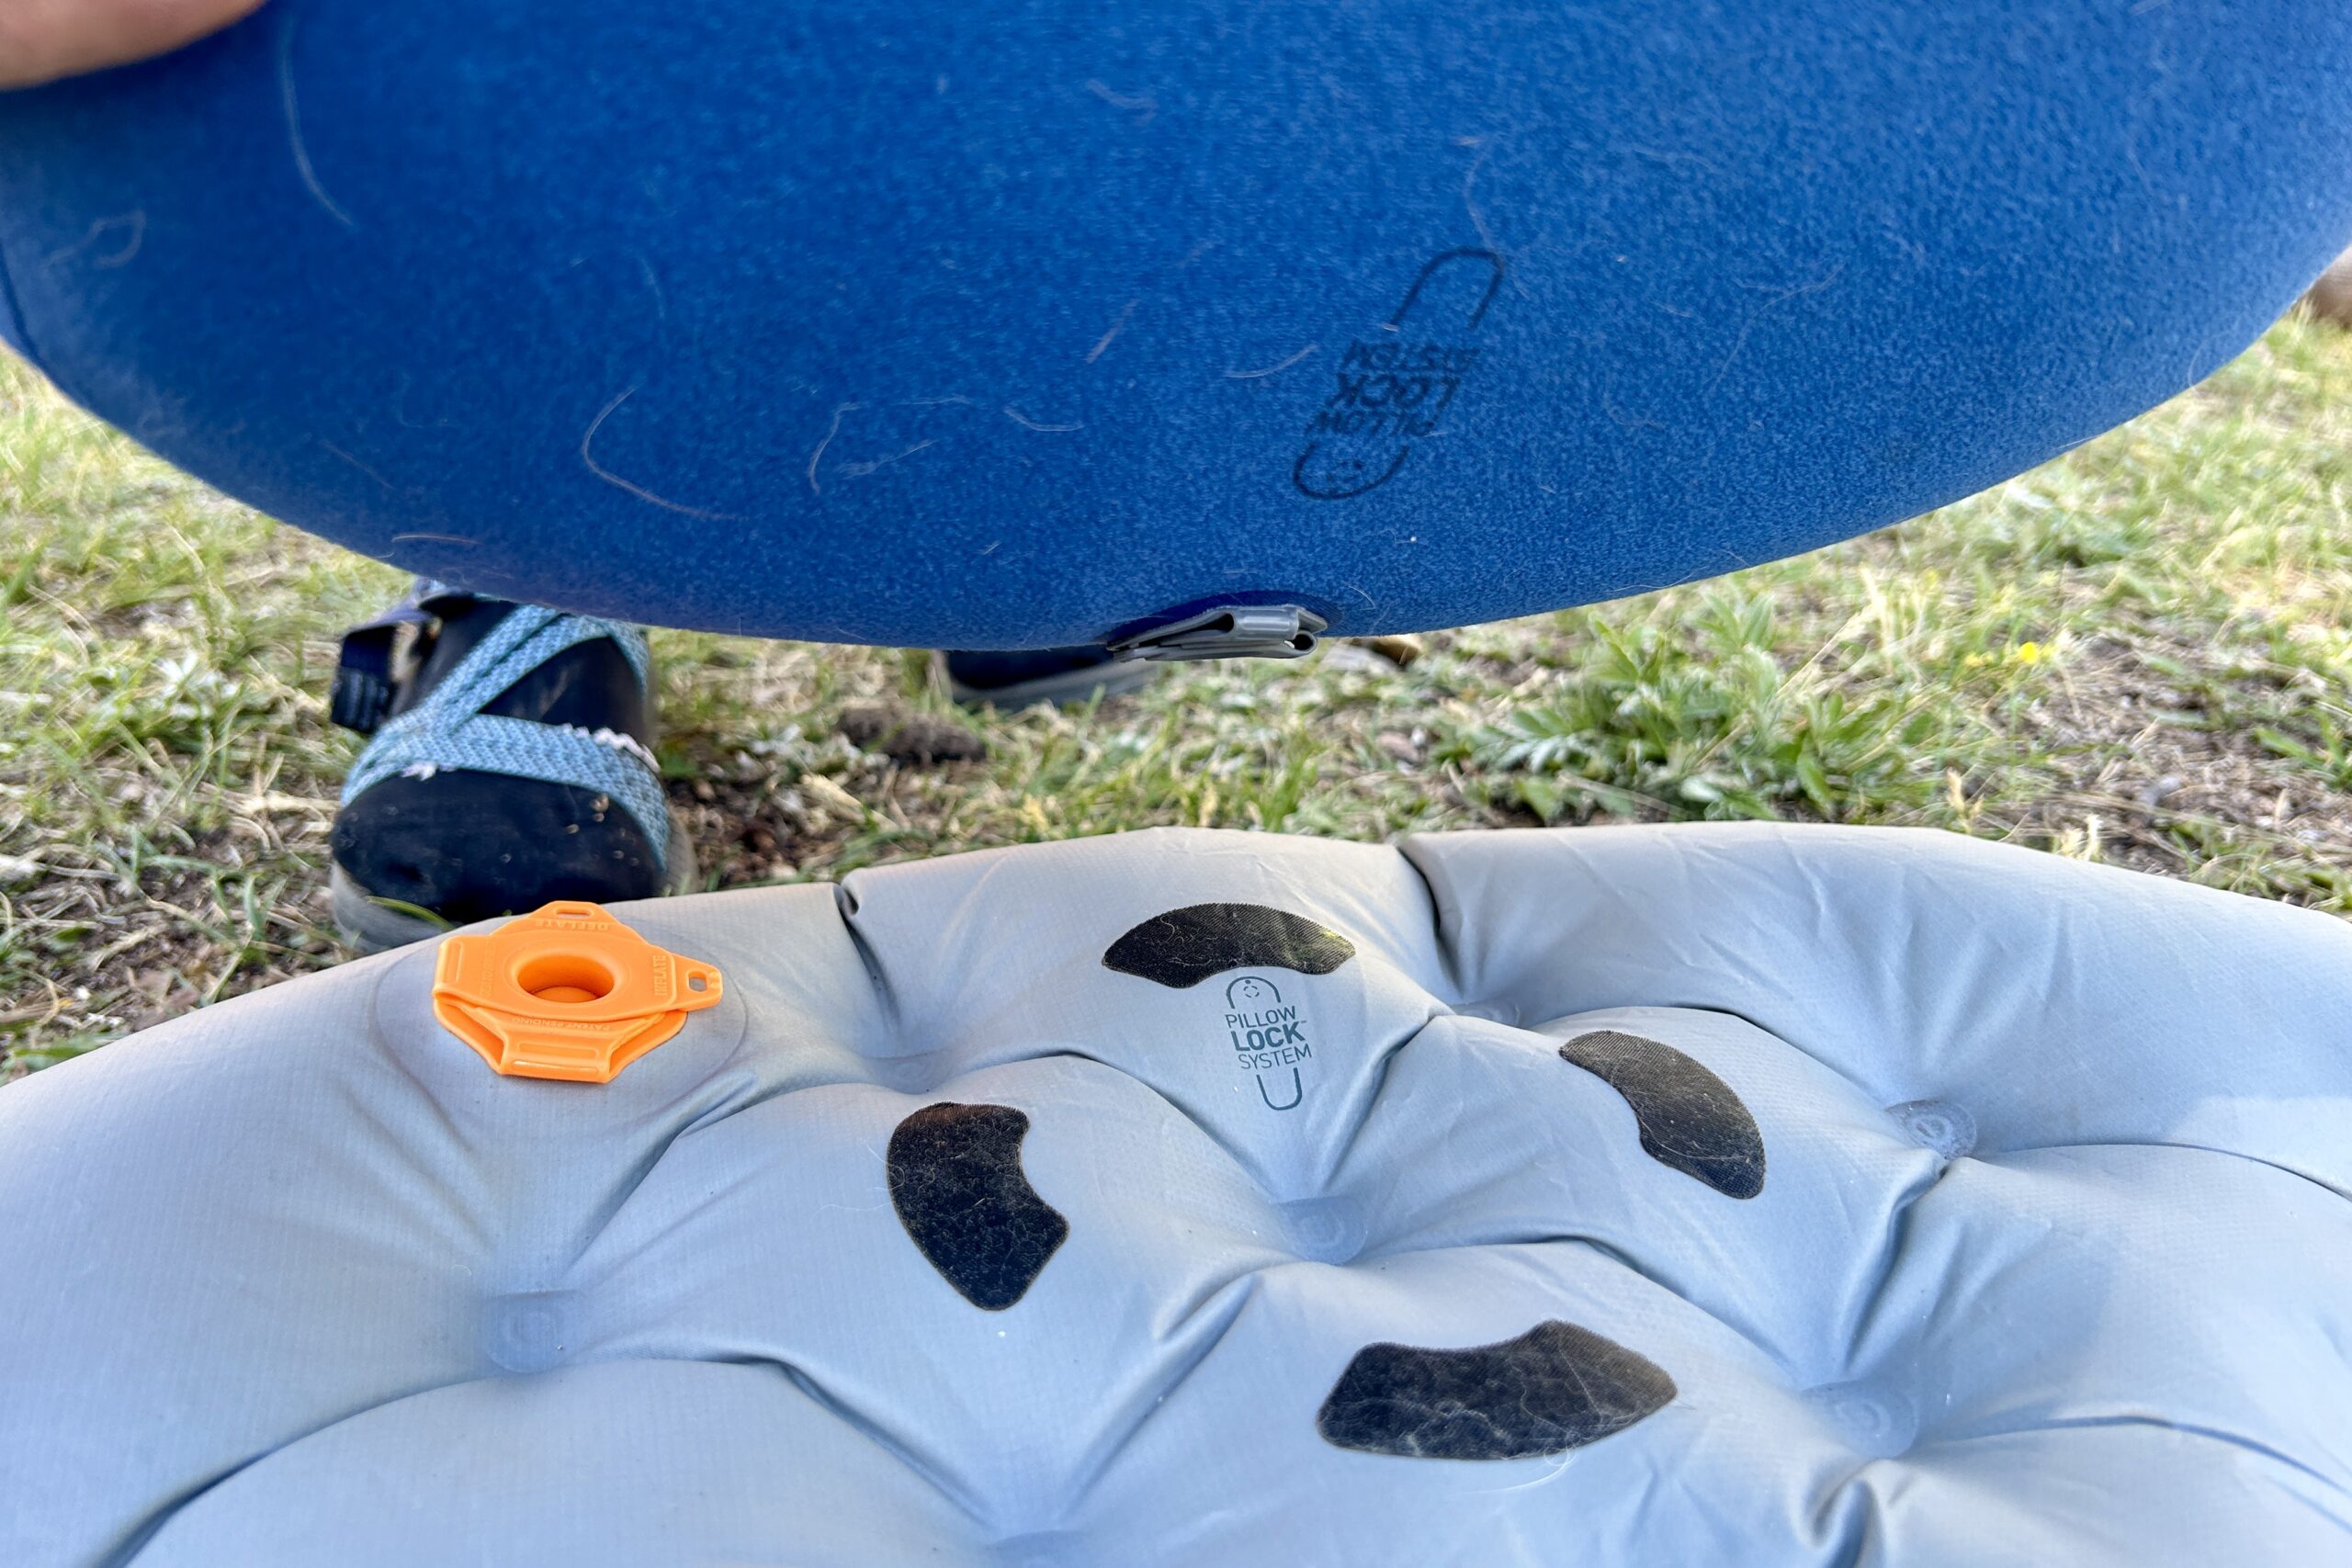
1109, 604, 1328, 663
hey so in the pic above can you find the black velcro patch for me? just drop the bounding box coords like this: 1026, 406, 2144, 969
1317, 1320, 1676, 1460
1557, 1030, 1766, 1200
887, 1102, 1069, 1311
1102, 903, 1356, 988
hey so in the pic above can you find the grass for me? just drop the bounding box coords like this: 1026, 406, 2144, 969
6, 314, 2352, 1074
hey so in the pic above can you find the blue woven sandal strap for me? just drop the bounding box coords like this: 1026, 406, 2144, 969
340, 605, 670, 870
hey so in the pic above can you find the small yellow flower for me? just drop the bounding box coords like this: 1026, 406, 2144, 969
2014, 641, 2042, 665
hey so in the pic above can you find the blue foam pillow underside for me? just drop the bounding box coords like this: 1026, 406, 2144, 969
0, 0, 2346, 646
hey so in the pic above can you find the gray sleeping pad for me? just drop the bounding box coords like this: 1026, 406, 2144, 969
2, 824, 2347, 1566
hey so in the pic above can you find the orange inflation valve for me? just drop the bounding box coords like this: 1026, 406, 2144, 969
431, 901, 724, 1083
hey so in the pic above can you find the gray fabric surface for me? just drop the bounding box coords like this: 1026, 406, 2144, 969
3, 824, 2347, 1566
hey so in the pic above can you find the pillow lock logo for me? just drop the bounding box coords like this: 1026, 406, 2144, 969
1225, 975, 1314, 1111
1291, 246, 1505, 501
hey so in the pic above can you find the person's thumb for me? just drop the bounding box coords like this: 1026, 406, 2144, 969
0, 0, 267, 90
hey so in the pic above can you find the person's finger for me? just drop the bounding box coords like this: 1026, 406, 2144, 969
0, 0, 266, 90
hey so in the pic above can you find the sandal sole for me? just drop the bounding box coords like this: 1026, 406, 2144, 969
332, 815, 699, 955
